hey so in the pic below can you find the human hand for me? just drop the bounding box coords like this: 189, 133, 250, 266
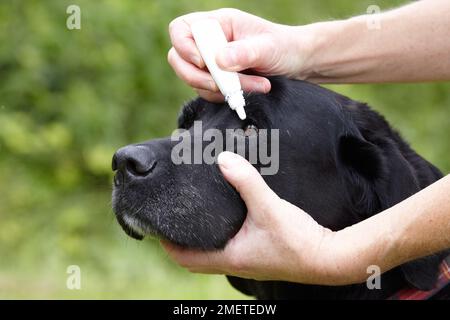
161, 151, 340, 284
167, 9, 314, 102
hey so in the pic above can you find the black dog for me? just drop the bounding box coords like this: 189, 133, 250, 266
112, 77, 449, 299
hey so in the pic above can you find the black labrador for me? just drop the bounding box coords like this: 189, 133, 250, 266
112, 77, 449, 299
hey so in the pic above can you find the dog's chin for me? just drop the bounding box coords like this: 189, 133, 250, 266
115, 213, 159, 241
112, 188, 246, 249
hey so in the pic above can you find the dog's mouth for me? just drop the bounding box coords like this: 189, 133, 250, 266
116, 214, 145, 240
115, 213, 160, 241
112, 181, 162, 241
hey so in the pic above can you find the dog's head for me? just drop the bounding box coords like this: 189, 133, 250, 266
112, 78, 353, 247
112, 77, 445, 291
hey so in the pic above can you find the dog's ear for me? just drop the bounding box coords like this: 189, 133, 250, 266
338, 132, 441, 290
337, 134, 385, 218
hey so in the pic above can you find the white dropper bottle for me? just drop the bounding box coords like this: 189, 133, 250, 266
191, 19, 246, 120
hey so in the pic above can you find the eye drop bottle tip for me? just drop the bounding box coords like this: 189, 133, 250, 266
226, 91, 246, 120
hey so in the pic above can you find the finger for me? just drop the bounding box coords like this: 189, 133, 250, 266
161, 240, 227, 273
195, 88, 225, 103
169, 15, 205, 68
195, 74, 270, 103
216, 35, 275, 72
168, 47, 219, 91
239, 74, 271, 94
168, 10, 237, 68
217, 151, 280, 212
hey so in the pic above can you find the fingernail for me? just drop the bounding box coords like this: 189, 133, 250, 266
208, 80, 218, 92
217, 151, 242, 170
218, 47, 238, 69
192, 55, 202, 68
258, 81, 270, 93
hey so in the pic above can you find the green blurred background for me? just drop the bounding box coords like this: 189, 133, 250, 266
0, 0, 448, 299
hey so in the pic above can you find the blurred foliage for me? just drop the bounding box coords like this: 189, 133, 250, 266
0, 0, 448, 299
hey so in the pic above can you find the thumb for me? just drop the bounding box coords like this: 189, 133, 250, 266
216, 35, 275, 72
217, 151, 280, 212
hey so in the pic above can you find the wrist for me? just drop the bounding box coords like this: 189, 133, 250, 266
283, 24, 319, 79
287, 20, 345, 81
292, 17, 372, 83
326, 211, 402, 285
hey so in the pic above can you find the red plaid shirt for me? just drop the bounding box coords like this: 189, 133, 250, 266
388, 258, 450, 300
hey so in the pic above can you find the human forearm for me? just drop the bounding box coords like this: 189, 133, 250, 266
298, 0, 450, 83
328, 174, 450, 284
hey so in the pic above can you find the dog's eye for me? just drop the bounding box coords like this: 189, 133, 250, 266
243, 124, 258, 137
233, 124, 258, 137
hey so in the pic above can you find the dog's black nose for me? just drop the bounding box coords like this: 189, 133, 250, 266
112, 145, 156, 181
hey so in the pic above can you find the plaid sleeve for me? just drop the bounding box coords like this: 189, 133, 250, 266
388, 257, 450, 300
